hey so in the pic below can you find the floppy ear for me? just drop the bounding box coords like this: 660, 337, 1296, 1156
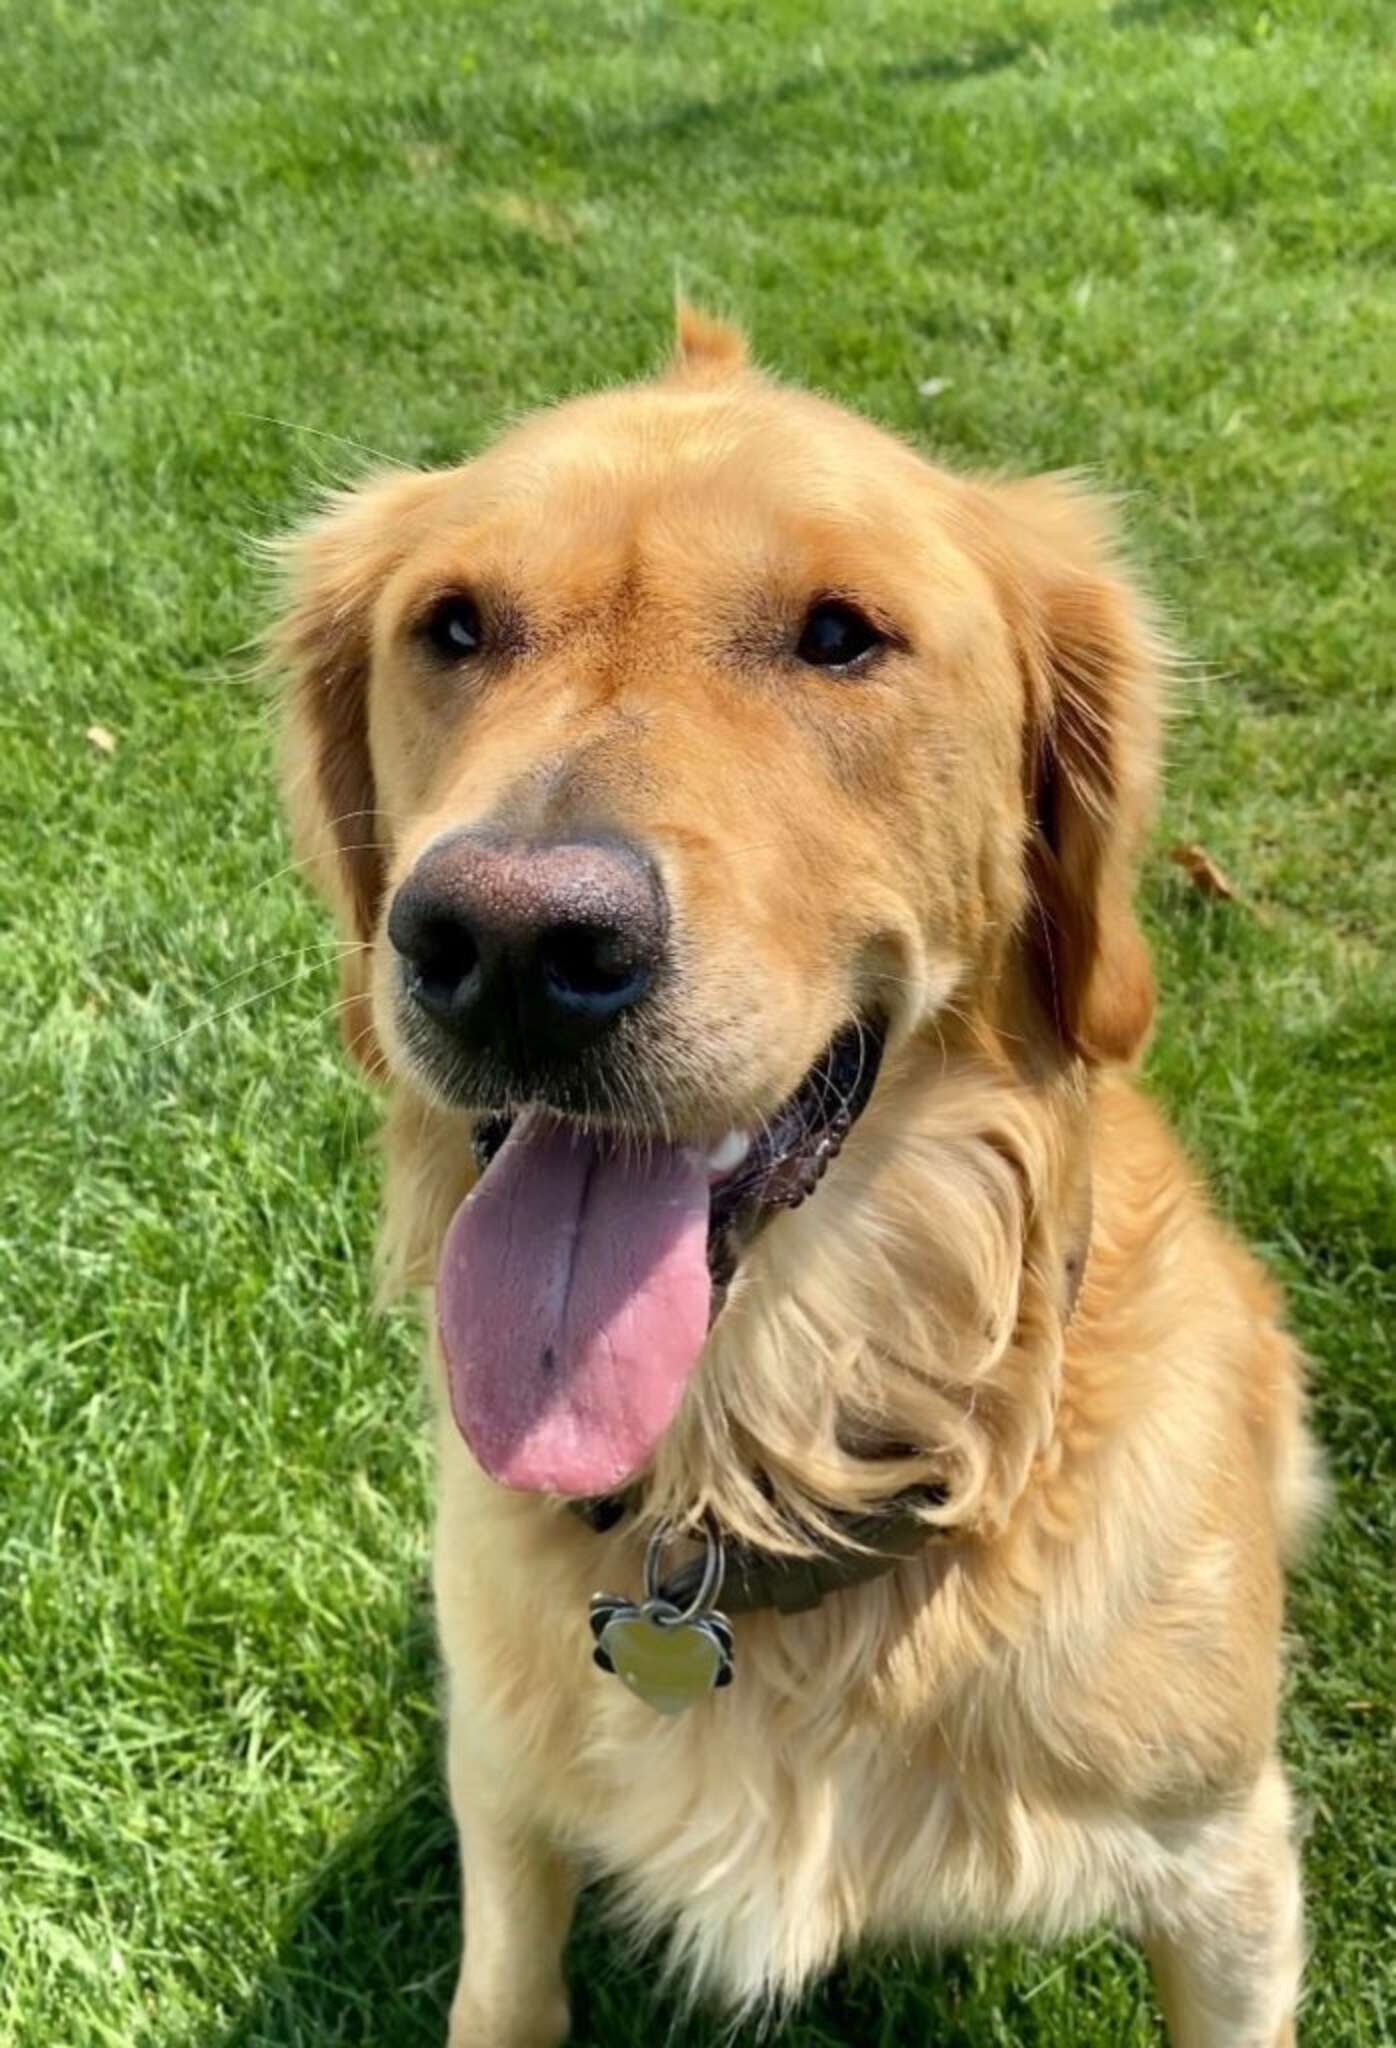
966, 475, 1165, 1065
271, 469, 438, 1077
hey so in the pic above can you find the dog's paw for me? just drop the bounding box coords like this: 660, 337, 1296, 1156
447, 1987, 570, 2048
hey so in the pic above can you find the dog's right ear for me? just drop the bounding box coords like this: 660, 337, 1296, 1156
270, 468, 438, 1076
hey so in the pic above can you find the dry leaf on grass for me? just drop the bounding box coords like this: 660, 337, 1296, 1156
85, 723, 118, 756
1168, 842, 1239, 902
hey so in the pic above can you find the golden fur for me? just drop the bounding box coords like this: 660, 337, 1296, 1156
274, 308, 1319, 2046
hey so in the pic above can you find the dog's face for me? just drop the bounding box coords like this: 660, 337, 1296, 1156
276, 311, 1161, 1495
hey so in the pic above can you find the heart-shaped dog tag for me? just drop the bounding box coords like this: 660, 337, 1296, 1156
590, 1597, 734, 1716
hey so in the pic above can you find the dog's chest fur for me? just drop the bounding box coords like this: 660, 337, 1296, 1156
572, 1682, 1194, 2006
435, 1442, 1221, 2011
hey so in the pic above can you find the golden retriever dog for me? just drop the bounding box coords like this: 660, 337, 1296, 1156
273, 307, 1319, 2047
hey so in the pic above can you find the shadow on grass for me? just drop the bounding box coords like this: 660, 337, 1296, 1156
609, 35, 1033, 151
1109, 0, 1220, 26
214, 1745, 1011, 2048
216, 1665, 1151, 2047
220, 1739, 457, 2048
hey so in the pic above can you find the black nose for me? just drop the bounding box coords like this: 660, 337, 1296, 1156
387, 831, 665, 1058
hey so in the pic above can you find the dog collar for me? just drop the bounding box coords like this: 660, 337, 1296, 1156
579, 1492, 955, 1714
573, 1479, 951, 1614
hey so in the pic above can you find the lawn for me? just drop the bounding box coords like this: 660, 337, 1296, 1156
2, 0, 1392, 2041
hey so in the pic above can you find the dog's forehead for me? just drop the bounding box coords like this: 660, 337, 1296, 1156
456, 381, 955, 572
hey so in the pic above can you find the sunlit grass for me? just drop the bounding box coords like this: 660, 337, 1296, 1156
3, 0, 1392, 2040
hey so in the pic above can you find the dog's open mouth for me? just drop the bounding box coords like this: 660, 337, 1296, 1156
436, 1018, 886, 1497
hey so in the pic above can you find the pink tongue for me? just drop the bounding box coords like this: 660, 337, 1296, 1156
436, 1114, 712, 1495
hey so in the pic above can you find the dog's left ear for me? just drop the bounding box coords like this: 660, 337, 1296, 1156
963, 475, 1166, 1065
270, 468, 440, 1078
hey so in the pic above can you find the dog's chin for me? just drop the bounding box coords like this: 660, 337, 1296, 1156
451, 1014, 888, 1304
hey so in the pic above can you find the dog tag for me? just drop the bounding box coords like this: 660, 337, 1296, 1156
590, 1596, 734, 1716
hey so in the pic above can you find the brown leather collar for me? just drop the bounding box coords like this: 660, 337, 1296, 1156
647, 1485, 949, 1616
570, 1181, 1092, 1619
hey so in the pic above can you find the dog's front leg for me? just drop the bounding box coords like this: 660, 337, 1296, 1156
1142, 1762, 1303, 2048
446, 1722, 579, 2048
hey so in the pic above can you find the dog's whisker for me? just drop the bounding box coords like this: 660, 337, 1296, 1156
232, 409, 404, 468
191, 938, 369, 1002
245, 841, 393, 902
153, 964, 332, 1051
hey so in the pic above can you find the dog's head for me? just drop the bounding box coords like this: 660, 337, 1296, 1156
275, 309, 1162, 1499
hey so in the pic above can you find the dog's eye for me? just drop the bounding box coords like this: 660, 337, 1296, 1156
795, 600, 884, 670
421, 593, 483, 661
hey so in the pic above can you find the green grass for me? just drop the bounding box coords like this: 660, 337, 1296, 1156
3, 0, 1392, 2041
